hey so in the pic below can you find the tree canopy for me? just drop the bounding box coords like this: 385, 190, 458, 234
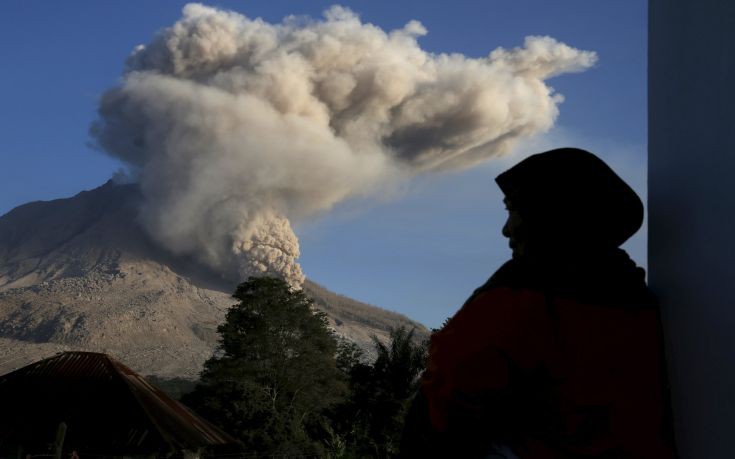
182, 276, 429, 458
182, 276, 345, 456
331, 327, 427, 457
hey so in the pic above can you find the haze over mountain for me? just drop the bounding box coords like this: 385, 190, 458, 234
0, 181, 427, 378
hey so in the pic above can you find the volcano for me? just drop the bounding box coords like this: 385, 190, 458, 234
0, 181, 427, 378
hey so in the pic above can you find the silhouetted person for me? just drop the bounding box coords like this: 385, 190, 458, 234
401, 148, 676, 458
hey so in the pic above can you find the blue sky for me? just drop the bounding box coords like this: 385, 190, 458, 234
0, 1, 647, 328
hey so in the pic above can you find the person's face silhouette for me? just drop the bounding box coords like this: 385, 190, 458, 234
502, 198, 525, 257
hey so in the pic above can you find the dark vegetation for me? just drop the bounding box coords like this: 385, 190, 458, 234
176, 277, 428, 458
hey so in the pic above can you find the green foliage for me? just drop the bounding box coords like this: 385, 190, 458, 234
182, 277, 345, 457
180, 277, 429, 458
432, 316, 453, 333
332, 327, 428, 458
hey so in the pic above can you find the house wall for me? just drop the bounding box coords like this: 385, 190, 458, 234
649, 1, 735, 457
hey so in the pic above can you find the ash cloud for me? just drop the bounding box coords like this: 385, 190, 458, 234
91, 3, 596, 288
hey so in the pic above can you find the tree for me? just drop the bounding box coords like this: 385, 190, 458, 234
182, 277, 345, 457
333, 327, 428, 458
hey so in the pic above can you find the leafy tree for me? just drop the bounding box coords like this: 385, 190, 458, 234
333, 327, 428, 458
182, 277, 346, 457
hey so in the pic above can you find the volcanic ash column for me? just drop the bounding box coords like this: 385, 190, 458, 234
91, 3, 597, 288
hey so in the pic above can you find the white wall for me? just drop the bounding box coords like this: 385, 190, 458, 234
649, 1, 735, 457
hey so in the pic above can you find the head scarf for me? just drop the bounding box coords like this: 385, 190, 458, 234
495, 148, 643, 252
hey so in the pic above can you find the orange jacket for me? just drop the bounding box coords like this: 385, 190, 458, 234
420, 263, 676, 458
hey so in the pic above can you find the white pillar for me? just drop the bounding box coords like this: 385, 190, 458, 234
649, 1, 735, 457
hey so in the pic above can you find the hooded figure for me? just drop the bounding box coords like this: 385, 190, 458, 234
401, 148, 676, 458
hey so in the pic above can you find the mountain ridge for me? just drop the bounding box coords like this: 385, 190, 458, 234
0, 181, 428, 377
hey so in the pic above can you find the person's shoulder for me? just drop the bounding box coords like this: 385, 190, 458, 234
465, 259, 530, 302
452, 279, 546, 333
486, 258, 527, 289
468, 284, 545, 314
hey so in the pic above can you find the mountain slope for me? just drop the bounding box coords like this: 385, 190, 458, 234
0, 181, 428, 377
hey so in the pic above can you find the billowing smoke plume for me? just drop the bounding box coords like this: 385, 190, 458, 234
92, 3, 596, 288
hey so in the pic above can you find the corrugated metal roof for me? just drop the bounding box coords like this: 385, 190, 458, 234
14, 351, 117, 380
0, 351, 239, 454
